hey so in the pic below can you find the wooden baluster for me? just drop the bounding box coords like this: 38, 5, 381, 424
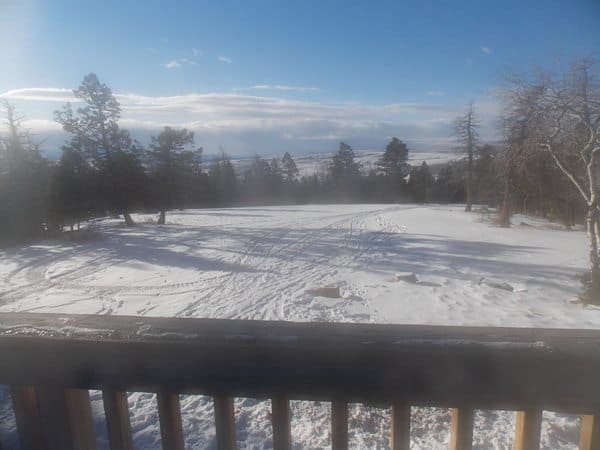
10, 386, 45, 450
36, 386, 97, 450
391, 402, 410, 450
103, 389, 134, 450
271, 396, 291, 450
450, 407, 473, 450
514, 409, 542, 450
157, 392, 185, 450
331, 400, 348, 450
580, 414, 600, 450
65, 389, 97, 450
214, 395, 236, 450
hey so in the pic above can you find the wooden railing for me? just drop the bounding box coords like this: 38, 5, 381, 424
1, 312, 600, 450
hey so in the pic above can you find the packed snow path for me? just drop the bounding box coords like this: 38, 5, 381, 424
0, 204, 597, 449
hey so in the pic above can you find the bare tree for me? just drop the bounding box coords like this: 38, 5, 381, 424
0, 100, 48, 241
453, 102, 479, 212
497, 84, 546, 226
507, 60, 600, 301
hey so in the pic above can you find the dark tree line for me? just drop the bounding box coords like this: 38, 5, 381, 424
0, 73, 481, 247
2, 71, 590, 259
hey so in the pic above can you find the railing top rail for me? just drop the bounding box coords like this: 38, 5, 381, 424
1, 313, 600, 413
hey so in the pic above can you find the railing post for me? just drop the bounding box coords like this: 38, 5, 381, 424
450, 407, 473, 450
331, 400, 348, 450
157, 392, 185, 450
391, 402, 410, 450
580, 414, 600, 450
214, 395, 236, 450
513, 409, 542, 450
10, 386, 45, 450
271, 396, 291, 450
102, 389, 134, 450
36, 386, 97, 450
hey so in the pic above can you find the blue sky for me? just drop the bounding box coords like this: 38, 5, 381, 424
1, 0, 599, 156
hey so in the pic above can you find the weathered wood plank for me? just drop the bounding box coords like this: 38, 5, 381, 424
10, 386, 45, 450
390, 402, 410, 450
331, 400, 348, 450
514, 409, 542, 450
1, 313, 600, 412
156, 392, 185, 450
580, 414, 600, 450
271, 396, 291, 450
65, 389, 97, 450
103, 389, 134, 450
450, 407, 473, 450
36, 386, 96, 450
214, 395, 236, 450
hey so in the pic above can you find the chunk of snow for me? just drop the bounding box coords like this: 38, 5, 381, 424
395, 272, 418, 283
305, 286, 341, 298
479, 277, 514, 292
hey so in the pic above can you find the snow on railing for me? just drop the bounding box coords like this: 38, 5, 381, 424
1, 312, 600, 450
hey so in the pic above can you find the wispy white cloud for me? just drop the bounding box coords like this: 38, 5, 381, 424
480, 46, 491, 55
165, 60, 182, 69
425, 90, 445, 97
218, 56, 232, 64
0, 87, 77, 102
235, 84, 320, 93
165, 56, 198, 69
255, 84, 318, 92
191, 48, 202, 57
1, 87, 501, 154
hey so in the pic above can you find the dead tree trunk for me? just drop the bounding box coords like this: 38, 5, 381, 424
499, 166, 512, 227
453, 102, 478, 213
466, 148, 473, 212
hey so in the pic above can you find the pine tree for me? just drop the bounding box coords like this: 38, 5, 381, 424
281, 152, 299, 183
148, 126, 199, 224
209, 152, 237, 205
55, 73, 143, 225
376, 137, 410, 179
329, 142, 361, 182
51, 141, 94, 230
408, 161, 434, 203
0, 100, 50, 244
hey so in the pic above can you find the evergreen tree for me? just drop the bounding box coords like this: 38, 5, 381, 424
51, 141, 95, 230
329, 142, 361, 186
148, 126, 199, 224
209, 152, 237, 205
0, 100, 50, 244
243, 155, 274, 203
376, 137, 410, 179
408, 162, 434, 203
55, 73, 143, 225
431, 162, 465, 203
281, 152, 299, 183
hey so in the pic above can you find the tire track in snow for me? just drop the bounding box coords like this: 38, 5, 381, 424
206, 205, 405, 321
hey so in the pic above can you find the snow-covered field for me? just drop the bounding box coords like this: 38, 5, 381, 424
0, 204, 597, 449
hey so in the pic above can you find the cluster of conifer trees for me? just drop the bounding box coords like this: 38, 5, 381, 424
0, 73, 585, 246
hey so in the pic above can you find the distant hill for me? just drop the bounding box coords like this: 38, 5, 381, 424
203, 149, 457, 176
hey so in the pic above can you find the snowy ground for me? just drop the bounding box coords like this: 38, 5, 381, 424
0, 204, 597, 449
